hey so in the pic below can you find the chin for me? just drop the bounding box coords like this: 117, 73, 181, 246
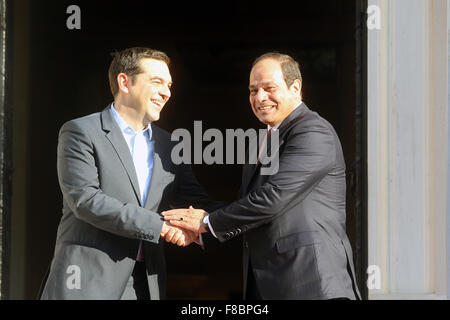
147, 111, 161, 122
258, 116, 273, 126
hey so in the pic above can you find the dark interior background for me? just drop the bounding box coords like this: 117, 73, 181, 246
23, 0, 358, 299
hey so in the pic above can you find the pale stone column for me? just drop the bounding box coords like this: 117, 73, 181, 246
447, 0, 450, 300
368, 0, 448, 299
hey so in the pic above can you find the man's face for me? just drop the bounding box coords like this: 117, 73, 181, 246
249, 58, 300, 127
127, 58, 172, 123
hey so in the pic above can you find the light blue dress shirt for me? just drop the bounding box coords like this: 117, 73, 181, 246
110, 104, 154, 205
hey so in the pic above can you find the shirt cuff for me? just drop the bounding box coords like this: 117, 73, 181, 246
203, 215, 218, 238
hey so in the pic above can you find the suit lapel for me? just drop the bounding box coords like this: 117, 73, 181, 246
101, 108, 142, 206
143, 125, 166, 210
242, 103, 307, 194
241, 164, 257, 196
241, 137, 259, 194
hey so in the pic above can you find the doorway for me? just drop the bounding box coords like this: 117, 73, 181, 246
4, 0, 367, 299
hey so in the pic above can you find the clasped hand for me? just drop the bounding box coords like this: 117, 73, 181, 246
159, 206, 209, 247
160, 221, 197, 247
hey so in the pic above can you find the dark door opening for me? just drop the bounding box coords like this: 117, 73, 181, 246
6, 0, 367, 299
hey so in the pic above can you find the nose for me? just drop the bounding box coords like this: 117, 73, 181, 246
255, 88, 268, 102
160, 85, 171, 101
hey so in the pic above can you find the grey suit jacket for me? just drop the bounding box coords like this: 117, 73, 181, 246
209, 103, 361, 300
41, 106, 216, 299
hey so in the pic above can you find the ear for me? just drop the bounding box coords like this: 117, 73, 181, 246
289, 79, 302, 97
117, 73, 130, 94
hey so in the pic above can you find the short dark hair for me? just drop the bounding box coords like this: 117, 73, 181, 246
252, 52, 302, 88
108, 47, 170, 97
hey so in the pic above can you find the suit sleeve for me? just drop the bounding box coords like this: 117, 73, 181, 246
209, 125, 336, 242
57, 120, 163, 244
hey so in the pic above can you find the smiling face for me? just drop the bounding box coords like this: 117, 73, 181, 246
116, 57, 172, 129
249, 58, 301, 127
127, 58, 172, 123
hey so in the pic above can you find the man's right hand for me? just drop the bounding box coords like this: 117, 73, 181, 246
160, 221, 198, 247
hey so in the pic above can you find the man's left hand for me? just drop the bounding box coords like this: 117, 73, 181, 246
162, 206, 209, 233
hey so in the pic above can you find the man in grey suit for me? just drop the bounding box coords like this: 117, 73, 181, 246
40, 47, 216, 299
163, 52, 361, 300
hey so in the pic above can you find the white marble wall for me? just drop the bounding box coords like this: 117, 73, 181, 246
368, 0, 448, 299
447, 0, 450, 300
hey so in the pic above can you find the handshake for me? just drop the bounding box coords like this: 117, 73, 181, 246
159, 206, 209, 247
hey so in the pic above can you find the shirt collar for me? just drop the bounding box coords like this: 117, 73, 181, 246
110, 103, 152, 139
267, 101, 302, 131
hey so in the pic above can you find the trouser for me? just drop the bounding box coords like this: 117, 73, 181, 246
121, 261, 151, 300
